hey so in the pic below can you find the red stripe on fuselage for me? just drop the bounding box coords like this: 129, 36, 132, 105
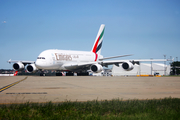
92, 36, 100, 53
94, 53, 98, 61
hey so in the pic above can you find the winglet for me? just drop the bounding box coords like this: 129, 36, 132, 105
8, 59, 11, 63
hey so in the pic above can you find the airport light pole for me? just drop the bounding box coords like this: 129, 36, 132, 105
139, 62, 141, 75
169, 56, 172, 67
164, 55, 166, 76
151, 58, 153, 75
170, 56, 172, 64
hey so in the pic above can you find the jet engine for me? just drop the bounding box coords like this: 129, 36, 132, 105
90, 64, 103, 73
122, 61, 134, 71
26, 64, 38, 73
13, 62, 24, 71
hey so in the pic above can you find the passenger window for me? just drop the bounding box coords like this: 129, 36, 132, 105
37, 57, 45, 59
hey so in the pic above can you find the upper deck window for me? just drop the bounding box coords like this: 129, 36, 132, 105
37, 57, 45, 59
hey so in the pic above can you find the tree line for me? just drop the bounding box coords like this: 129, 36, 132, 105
170, 61, 180, 75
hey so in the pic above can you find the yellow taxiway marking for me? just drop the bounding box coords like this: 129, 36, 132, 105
0, 77, 28, 93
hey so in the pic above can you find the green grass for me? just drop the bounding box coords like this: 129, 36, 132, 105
0, 97, 180, 119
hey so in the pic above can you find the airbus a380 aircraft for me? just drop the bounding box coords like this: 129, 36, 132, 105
8, 24, 169, 76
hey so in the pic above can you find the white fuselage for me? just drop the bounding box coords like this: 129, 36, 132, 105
35, 49, 102, 71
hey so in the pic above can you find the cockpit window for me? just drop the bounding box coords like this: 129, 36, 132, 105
37, 57, 45, 59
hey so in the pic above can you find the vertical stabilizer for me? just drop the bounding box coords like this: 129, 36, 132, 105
91, 24, 105, 55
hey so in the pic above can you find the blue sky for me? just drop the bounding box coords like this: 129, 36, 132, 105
0, 0, 180, 69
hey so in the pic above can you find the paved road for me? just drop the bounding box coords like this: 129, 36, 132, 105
0, 76, 180, 104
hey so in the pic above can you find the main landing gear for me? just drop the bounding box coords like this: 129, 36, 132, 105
66, 72, 74, 76
55, 71, 74, 76
55, 71, 89, 76
56, 71, 62, 76
39, 71, 90, 76
77, 72, 89, 76
56, 73, 62, 76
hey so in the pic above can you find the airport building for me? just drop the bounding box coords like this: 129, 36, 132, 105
112, 63, 171, 76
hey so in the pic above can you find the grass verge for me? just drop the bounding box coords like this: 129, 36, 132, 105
0, 97, 180, 119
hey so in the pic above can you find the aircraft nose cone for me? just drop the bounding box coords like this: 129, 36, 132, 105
35, 60, 46, 69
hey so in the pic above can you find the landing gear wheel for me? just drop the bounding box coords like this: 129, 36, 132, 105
66, 72, 74, 76
40, 73, 45, 76
40, 71, 45, 76
56, 73, 62, 76
77, 72, 89, 76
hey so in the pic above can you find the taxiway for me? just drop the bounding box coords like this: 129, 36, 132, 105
0, 76, 180, 104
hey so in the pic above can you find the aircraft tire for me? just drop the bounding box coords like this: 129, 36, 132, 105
40, 73, 45, 76
56, 73, 62, 76
77, 72, 89, 76
66, 72, 74, 76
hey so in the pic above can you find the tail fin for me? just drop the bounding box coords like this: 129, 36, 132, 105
91, 24, 105, 55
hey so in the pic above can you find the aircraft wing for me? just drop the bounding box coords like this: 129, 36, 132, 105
8, 59, 35, 64
63, 62, 97, 72
99, 54, 133, 60
100, 60, 125, 67
101, 59, 170, 67
63, 59, 170, 71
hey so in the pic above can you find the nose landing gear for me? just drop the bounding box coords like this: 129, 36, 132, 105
40, 70, 45, 76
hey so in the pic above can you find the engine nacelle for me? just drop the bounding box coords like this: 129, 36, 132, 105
13, 62, 24, 71
122, 61, 134, 71
90, 64, 103, 73
26, 64, 38, 73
